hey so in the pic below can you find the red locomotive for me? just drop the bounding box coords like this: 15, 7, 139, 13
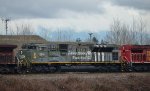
120, 45, 150, 71
120, 45, 150, 63
0, 45, 17, 73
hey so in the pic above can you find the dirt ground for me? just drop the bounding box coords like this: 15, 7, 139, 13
0, 73, 150, 91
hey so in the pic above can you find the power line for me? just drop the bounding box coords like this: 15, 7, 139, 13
88, 33, 93, 42
1, 18, 10, 35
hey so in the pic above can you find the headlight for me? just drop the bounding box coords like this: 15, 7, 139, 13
20, 51, 23, 54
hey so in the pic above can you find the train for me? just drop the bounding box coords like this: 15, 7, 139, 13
0, 43, 150, 73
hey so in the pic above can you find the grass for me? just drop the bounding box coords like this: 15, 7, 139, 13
0, 73, 150, 91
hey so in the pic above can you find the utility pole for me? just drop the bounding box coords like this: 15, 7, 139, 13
88, 33, 93, 42
2, 18, 10, 35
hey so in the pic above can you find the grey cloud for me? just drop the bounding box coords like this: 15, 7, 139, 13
0, 0, 104, 19
112, 0, 150, 11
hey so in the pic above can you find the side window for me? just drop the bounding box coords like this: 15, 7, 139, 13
49, 45, 57, 51
39, 47, 47, 51
28, 46, 36, 49
112, 52, 118, 60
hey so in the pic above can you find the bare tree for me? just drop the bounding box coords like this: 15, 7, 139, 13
67, 29, 73, 42
56, 28, 74, 42
106, 18, 123, 45
56, 28, 61, 41
9, 28, 15, 35
119, 23, 130, 44
39, 27, 51, 41
20, 24, 33, 35
92, 36, 99, 44
129, 17, 138, 44
13, 23, 34, 43
61, 29, 74, 42
105, 17, 149, 45
15, 23, 21, 35
14, 23, 33, 35
138, 17, 147, 45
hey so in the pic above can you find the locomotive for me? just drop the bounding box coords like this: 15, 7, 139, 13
0, 43, 150, 73
0, 45, 17, 73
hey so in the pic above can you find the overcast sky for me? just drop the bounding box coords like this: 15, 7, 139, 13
0, 0, 150, 36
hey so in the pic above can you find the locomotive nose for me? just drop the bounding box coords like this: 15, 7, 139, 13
19, 55, 26, 59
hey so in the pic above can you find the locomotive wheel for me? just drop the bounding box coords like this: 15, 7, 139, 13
16, 67, 22, 74
16, 67, 27, 74
49, 66, 57, 73
49, 66, 61, 73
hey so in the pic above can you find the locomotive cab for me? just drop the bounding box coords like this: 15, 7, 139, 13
17, 43, 64, 66
120, 45, 150, 63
